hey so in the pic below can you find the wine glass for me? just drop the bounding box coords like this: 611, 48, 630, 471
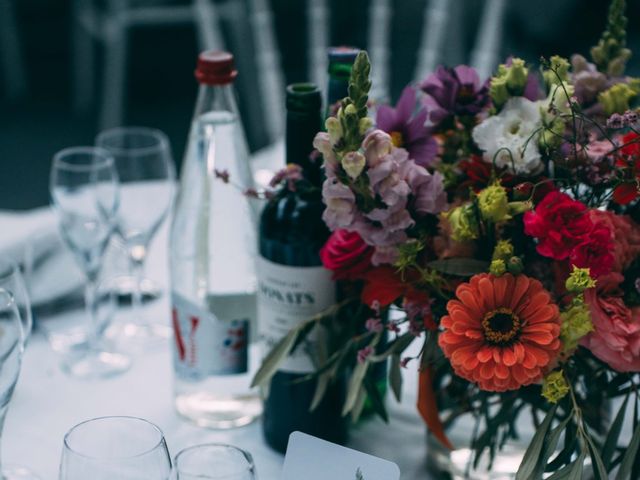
0, 257, 32, 342
49, 147, 131, 379
59, 416, 172, 480
172, 444, 256, 480
95, 127, 175, 342
0, 288, 39, 480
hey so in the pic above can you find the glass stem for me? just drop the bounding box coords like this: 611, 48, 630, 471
130, 256, 145, 325
84, 277, 100, 350
0, 403, 8, 474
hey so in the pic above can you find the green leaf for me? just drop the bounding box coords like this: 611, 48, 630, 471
603, 395, 629, 469
535, 416, 571, 478
363, 376, 389, 423
547, 419, 578, 472
389, 354, 403, 402
426, 258, 490, 277
369, 332, 414, 362
567, 453, 586, 480
351, 385, 367, 422
342, 360, 369, 416
546, 461, 575, 480
250, 327, 300, 388
516, 404, 557, 480
309, 371, 330, 412
615, 420, 640, 480
586, 435, 608, 480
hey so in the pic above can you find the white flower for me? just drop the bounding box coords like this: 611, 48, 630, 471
472, 97, 543, 175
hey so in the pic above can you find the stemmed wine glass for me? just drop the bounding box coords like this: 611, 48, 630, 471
0, 288, 39, 479
0, 257, 32, 343
59, 416, 172, 479
96, 127, 175, 342
172, 444, 256, 480
49, 147, 130, 379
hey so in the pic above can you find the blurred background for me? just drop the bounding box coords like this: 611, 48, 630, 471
1, 0, 639, 210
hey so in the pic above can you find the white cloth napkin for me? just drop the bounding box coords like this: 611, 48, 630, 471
0, 207, 83, 307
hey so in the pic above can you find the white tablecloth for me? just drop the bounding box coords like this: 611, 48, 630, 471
2, 145, 429, 479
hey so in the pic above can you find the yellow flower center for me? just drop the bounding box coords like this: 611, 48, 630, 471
482, 307, 521, 345
390, 131, 404, 147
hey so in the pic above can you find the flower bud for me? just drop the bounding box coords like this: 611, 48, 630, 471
443, 204, 479, 242
541, 370, 569, 404
560, 303, 593, 353
489, 259, 507, 276
565, 266, 596, 293
506, 256, 524, 275
478, 183, 510, 223
325, 117, 343, 146
512, 182, 534, 201
506, 58, 529, 91
341, 151, 366, 180
492, 240, 514, 261
359, 117, 373, 135
599, 83, 638, 116
489, 76, 510, 109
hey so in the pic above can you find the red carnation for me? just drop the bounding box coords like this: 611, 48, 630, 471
320, 230, 374, 280
523, 191, 593, 260
569, 223, 614, 278
613, 132, 640, 205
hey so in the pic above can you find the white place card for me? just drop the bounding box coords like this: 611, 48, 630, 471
282, 432, 401, 480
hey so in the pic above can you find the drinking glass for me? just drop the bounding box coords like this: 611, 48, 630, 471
0, 257, 32, 342
172, 444, 256, 480
96, 127, 175, 342
59, 416, 172, 480
49, 147, 130, 379
0, 289, 39, 480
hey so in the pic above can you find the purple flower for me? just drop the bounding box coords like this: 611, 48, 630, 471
399, 161, 447, 215
571, 54, 608, 105
376, 87, 438, 167
607, 113, 625, 129
321, 178, 356, 230
371, 245, 401, 265
420, 65, 489, 126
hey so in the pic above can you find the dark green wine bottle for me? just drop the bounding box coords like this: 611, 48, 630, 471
258, 83, 347, 454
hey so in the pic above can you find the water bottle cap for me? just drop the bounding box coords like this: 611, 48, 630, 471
195, 50, 238, 85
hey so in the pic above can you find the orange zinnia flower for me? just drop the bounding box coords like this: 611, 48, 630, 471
438, 273, 561, 392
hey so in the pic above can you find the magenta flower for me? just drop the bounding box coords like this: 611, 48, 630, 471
376, 86, 438, 167
420, 65, 489, 126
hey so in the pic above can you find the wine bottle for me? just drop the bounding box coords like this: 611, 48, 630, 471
258, 83, 347, 453
169, 50, 262, 429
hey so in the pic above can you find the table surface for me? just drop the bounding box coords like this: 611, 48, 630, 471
2, 143, 430, 480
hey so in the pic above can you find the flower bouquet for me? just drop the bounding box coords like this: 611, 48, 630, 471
254, 0, 640, 477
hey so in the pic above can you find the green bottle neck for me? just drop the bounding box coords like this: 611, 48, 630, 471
285, 84, 323, 186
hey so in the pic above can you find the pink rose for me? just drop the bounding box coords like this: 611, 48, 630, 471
590, 210, 640, 273
319, 230, 373, 280
583, 281, 640, 372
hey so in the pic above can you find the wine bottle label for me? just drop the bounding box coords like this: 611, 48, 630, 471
257, 256, 336, 374
171, 292, 249, 380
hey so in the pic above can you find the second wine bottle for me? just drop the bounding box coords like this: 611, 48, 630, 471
257, 83, 348, 453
